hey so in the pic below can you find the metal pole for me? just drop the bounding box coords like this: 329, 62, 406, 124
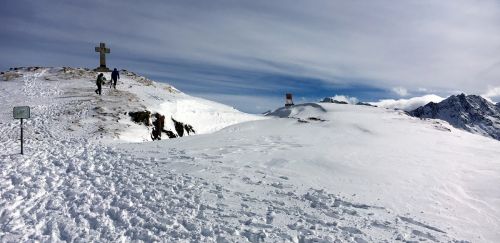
20, 118, 23, 155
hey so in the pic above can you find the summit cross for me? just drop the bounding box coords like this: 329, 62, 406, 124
94, 42, 110, 72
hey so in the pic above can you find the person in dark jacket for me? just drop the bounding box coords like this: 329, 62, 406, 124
95, 73, 106, 95
111, 68, 120, 89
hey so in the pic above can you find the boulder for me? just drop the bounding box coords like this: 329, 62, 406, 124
128, 111, 151, 126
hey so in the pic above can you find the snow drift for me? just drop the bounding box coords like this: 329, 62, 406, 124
266, 103, 327, 119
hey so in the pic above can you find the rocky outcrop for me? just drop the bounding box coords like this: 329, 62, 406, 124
151, 113, 165, 140
129, 111, 151, 126
321, 97, 348, 104
164, 130, 177, 139
184, 124, 195, 135
356, 102, 376, 107
172, 118, 185, 137
409, 94, 500, 141
2, 70, 22, 81
171, 118, 196, 137
129, 110, 195, 140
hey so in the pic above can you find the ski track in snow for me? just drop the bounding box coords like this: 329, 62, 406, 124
0, 68, 492, 242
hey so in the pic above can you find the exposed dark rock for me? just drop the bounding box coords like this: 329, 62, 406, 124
321, 97, 348, 104
128, 111, 151, 126
128, 110, 195, 140
151, 113, 165, 140
164, 130, 177, 138
151, 113, 180, 140
356, 102, 376, 107
172, 117, 185, 137
307, 117, 325, 122
184, 124, 196, 135
409, 94, 500, 140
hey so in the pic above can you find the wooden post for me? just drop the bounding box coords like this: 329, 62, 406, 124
13, 106, 30, 155
20, 118, 23, 155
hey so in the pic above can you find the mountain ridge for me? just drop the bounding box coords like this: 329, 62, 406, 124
409, 93, 500, 141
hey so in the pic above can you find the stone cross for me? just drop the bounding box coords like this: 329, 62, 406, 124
94, 42, 110, 72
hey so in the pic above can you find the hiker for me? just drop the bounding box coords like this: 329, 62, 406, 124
111, 68, 120, 89
95, 73, 106, 95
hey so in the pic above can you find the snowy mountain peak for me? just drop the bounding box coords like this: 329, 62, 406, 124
409, 93, 500, 140
321, 97, 349, 104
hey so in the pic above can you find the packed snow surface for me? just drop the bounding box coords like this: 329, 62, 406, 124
1, 67, 499, 242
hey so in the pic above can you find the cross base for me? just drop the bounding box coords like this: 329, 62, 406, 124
94, 66, 110, 72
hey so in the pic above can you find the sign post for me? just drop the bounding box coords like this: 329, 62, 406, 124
13, 106, 30, 155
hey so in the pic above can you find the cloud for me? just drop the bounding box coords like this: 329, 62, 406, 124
323, 95, 359, 104
189, 92, 283, 114
371, 94, 445, 111
481, 86, 500, 103
392, 87, 409, 97
1, 0, 500, 111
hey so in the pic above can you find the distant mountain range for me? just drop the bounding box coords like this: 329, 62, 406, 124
409, 94, 500, 141
321, 97, 376, 107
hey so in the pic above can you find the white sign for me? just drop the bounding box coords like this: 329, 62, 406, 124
13, 106, 30, 119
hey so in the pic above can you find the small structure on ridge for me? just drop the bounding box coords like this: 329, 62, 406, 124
285, 93, 294, 107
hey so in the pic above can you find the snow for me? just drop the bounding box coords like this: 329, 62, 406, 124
266, 103, 327, 119
409, 94, 500, 141
321, 95, 359, 104
1, 67, 499, 242
371, 94, 445, 111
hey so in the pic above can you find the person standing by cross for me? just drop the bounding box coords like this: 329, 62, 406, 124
95, 73, 106, 95
110, 68, 120, 89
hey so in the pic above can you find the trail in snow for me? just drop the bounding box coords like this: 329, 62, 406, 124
1, 68, 498, 242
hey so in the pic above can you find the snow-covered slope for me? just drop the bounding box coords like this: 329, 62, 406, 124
409, 93, 500, 141
1, 68, 499, 242
0, 67, 261, 143
266, 103, 327, 119
123, 103, 500, 242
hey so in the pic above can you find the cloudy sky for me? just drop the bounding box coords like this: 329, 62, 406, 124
1, 0, 500, 112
